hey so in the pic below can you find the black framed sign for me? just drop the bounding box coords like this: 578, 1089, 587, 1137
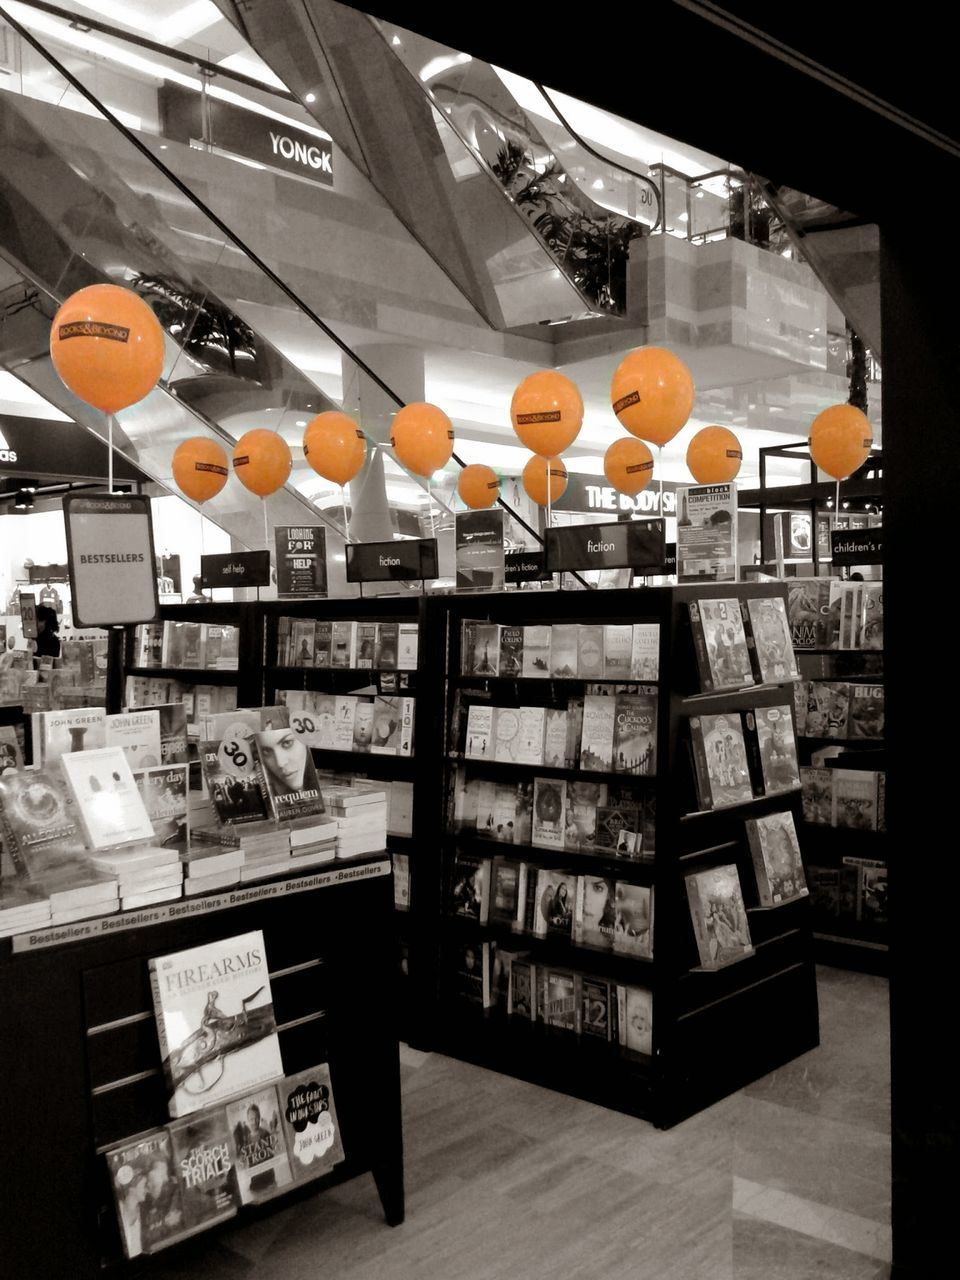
345, 538, 439, 583
275, 526, 327, 597
831, 527, 883, 566
545, 519, 666, 573
200, 551, 272, 590
63, 494, 159, 628
504, 550, 551, 583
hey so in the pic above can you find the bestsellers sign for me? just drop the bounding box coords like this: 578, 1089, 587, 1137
545, 519, 667, 573
63, 494, 159, 627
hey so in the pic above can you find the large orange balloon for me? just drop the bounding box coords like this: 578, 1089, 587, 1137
172, 437, 229, 503
610, 346, 695, 446
232, 429, 292, 497
604, 437, 654, 496
510, 370, 583, 456
50, 284, 165, 414
809, 404, 873, 480
303, 411, 366, 485
458, 464, 500, 510
686, 426, 742, 484
522, 454, 567, 506
390, 402, 454, 477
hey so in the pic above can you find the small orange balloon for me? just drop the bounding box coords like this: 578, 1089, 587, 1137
172, 437, 229, 503
522, 454, 567, 506
610, 346, 695, 447
510, 370, 583, 456
458, 464, 500, 510
809, 404, 873, 480
390, 402, 455, 478
604, 437, 654, 496
232, 429, 292, 497
303, 411, 366, 485
686, 426, 742, 484
50, 284, 165, 414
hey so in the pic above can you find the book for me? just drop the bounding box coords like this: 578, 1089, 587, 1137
330, 621, 357, 668
749, 705, 801, 795
541, 969, 577, 1031
356, 622, 378, 668
592, 802, 638, 854
204, 625, 240, 671
291, 620, 315, 667
800, 766, 834, 824
563, 779, 602, 849
564, 699, 583, 768
744, 596, 800, 684
581, 977, 613, 1040
133, 764, 189, 846
521, 625, 552, 677
168, 1107, 238, 1231
465, 704, 497, 760
514, 706, 546, 765
156, 704, 190, 765
369, 695, 403, 753
849, 685, 884, 739
531, 777, 566, 848
833, 769, 879, 830
454, 940, 495, 1006
351, 700, 376, 752
550, 624, 579, 678
226, 1085, 293, 1204
451, 852, 490, 924
612, 882, 653, 958
312, 621, 333, 668
690, 599, 754, 692
149, 929, 283, 1119
106, 1131, 186, 1258
0, 767, 86, 877
61, 747, 155, 849
533, 867, 576, 938
572, 874, 616, 949
332, 696, 357, 751
490, 857, 522, 924
612, 689, 657, 775
861, 584, 884, 650
106, 710, 163, 768
34, 707, 106, 766
466, 623, 501, 676
278, 1064, 345, 1183
542, 708, 568, 768
514, 780, 533, 844
580, 694, 616, 771
787, 580, 832, 648
746, 810, 809, 906
630, 623, 660, 680
577, 625, 605, 680
685, 864, 754, 968
199, 739, 267, 825
375, 622, 399, 669
493, 707, 522, 764
688, 714, 754, 809
602, 624, 632, 680
252, 729, 326, 821
807, 682, 850, 738
397, 622, 419, 670
491, 782, 519, 842
622, 986, 653, 1055
499, 626, 524, 678
508, 958, 535, 1018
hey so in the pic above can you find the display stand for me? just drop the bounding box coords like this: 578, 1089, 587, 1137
429, 584, 819, 1130
0, 858, 403, 1278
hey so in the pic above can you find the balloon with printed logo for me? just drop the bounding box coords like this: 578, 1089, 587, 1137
604, 437, 655, 496
50, 284, 165, 414
809, 404, 873, 480
303, 411, 366, 485
522, 454, 567, 506
610, 346, 695, 446
172, 437, 229, 503
390, 402, 455, 477
686, 425, 743, 484
457, 463, 500, 510
510, 370, 583, 456
232, 429, 292, 497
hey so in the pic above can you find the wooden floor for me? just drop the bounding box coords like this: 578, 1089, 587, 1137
145, 966, 890, 1279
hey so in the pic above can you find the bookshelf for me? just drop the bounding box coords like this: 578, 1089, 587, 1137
427, 584, 819, 1129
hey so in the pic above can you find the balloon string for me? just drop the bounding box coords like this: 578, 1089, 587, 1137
262, 497, 269, 551
108, 414, 114, 494
341, 486, 349, 543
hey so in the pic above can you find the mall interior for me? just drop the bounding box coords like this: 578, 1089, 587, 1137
0, 1, 953, 1277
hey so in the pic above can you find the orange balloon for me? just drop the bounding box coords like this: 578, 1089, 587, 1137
303, 411, 366, 485
604, 437, 654, 496
610, 346, 695, 446
522, 454, 567, 506
390, 402, 454, 478
510, 370, 583, 456
50, 284, 165, 414
686, 426, 742, 484
172, 437, 229, 503
232, 429, 292, 497
809, 404, 873, 480
457, 464, 500, 510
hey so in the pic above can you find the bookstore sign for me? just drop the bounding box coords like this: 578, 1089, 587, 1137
201, 550, 272, 590
505, 550, 551, 583
831, 527, 883, 566
545, 519, 667, 573
275, 526, 327, 597
63, 494, 159, 627
346, 538, 439, 583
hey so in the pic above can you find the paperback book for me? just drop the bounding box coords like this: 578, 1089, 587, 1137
688, 714, 754, 809
199, 739, 267, 825
533, 868, 576, 938
749, 704, 801, 795
105, 710, 163, 768
106, 1131, 186, 1258
279, 1064, 345, 1183
744, 596, 800, 684
580, 694, 616, 771
253, 728, 326, 821
0, 767, 86, 877
168, 1108, 238, 1231
630, 623, 660, 681
577, 626, 605, 680
34, 707, 106, 766
133, 764, 189, 846
499, 626, 524, 678
603, 624, 633, 680
612, 689, 658, 775
620, 986, 653, 1055
685, 864, 754, 969
531, 778, 566, 848
466, 623, 501, 676
550, 625, 579, 678
521, 625, 552, 677
572, 873, 616, 949
612, 882, 653, 958
226, 1085, 293, 1204
848, 685, 884, 739
745, 810, 809, 906
61, 747, 155, 849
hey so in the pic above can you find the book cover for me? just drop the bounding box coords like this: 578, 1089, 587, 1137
356, 622, 378, 669
149, 930, 283, 1119
807, 682, 849, 738
695, 599, 755, 691
580, 695, 616, 771
61, 747, 155, 849
508, 958, 534, 1019
466, 704, 497, 760
857, 861, 888, 926
542, 708, 568, 768
313, 621, 333, 668
375, 623, 399, 670
106, 710, 163, 769
36, 707, 106, 766
106, 1131, 186, 1258
451, 852, 490, 923
493, 707, 522, 763
291, 621, 315, 667
601, 624, 632, 680
133, 765, 189, 847
521, 625, 552, 678
531, 778, 566, 848
226, 1085, 293, 1204
351, 700, 375, 752
685, 864, 754, 968
491, 783, 518, 842
833, 769, 879, 830
787, 581, 831, 648
849, 685, 884, 739
550, 624, 579, 678
199, 739, 267, 825
542, 969, 577, 1031
0, 767, 87, 877
613, 883, 653, 958
623, 987, 653, 1055
752, 705, 801, 794
514, 781, 533, 845
253, 728, 326, 821
861, 584, 883, 650
564, 699, 583, 768
801, 765, 834, 824
592, 803, 638, 853
581, 977, 612, 1040
330, 621, 356, 669
808, 864, 840, 917
454, 940, 494, 1007
168, 1108, 238, 1231
467, 623, 501, 677
514, 706, 546, 765
499, 626, 524, 678
689, 714, 754, 809
533, 868, 576, 938
745, 596, 801, 684
155, 704, 190, 765
573, 873, 616, 949
746, 810, 809, 906
279, 1064, 345, 1183
397, 622, 419, 670
564, 779, 603, 849
474, 779, 498, 839
577, 625, 605, 680
612, 689, 658, 775
490, 857, 522, 923
826, 581, 845, 649
630, 623, 660, 681
369, 696, 403, 753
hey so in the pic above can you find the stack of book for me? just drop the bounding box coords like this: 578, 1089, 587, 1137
288, 814, 338, 867
238, 825, 294, 883
180, 836, 245, 894
42, 870, 120, 925
89, 844, 183, 911
0, 883, 51, 938
320, 783, 388, 858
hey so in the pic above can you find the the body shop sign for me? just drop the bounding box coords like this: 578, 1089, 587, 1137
63, 494, 159, 627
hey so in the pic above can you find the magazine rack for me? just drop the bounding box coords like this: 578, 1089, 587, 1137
0, 858, 403, 1277
428, 583, 819, 1129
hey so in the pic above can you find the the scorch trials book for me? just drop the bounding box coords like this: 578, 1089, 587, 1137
149, 929, 284, 1119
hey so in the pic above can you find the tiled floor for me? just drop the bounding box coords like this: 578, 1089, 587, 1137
147, 966, 890, 1279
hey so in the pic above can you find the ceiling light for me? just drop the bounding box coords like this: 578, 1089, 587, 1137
296, 420, 307, 427
694, 189, 704, 198
305, 92, 316, 104
677, 212, 688, 222
159, 144, 168, 150
392, 34, 401, 45
592, 178, 604, 190
842, 501, 850, 509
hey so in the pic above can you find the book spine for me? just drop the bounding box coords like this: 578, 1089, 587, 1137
744, 820, 771, 907
617, 985, 627, 1047
739, 600, 763, 683
573, 973, 583, 1036
740, 710, 766, 797
688, 603, 714, 692
687, 720, 713, 810
513, 863, 528, 931
399, 698, 415, 757
148, 960, 175, 1100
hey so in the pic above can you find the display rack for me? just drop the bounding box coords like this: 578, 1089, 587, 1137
0, 860, 403, 1277
428, 584, 819, 1130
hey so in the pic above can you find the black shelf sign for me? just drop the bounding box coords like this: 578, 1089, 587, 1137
831, 527, 883, 566
345, 538, 439, 583
505, 550, 551, 583
545, 519, 667, 573
200, 550, 271, 589
275, 526, 327, 597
